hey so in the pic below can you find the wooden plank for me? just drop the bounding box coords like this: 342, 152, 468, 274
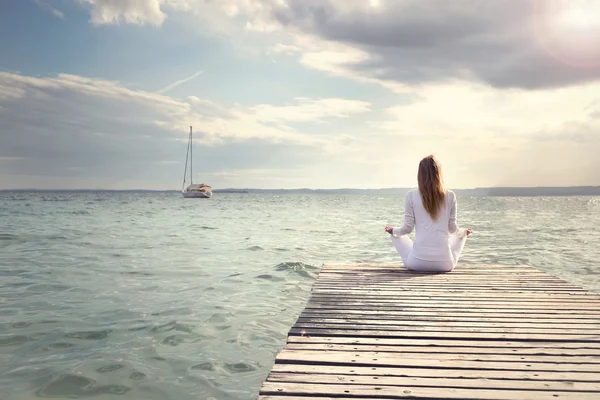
259, 382, 599, 400
307, 300, 600, 309
289, 327, 600, 342
318, 270, 561, 276
275, 349, 600, 372
320, 264, 543, 270
310, 286, 598, 293
312, 283, 591, 289
312, 290, 590, 295
314, 276, 581, 282
315, 271, 579, 282
309, 292, 598, 299
313, 287, 587, 293
259, 398, 374, 400
317, 278, 582, 284
286, 336, 600, 349
278, 346, 600, 363
315, 273, 574, 279
266, 372, 600, 391
295, 317, 600, 330
292, 323, 600, 336
299, 311, 600, 323
258, 397, 375, 400
315, 287, 586, 292
269, 363, 600, 382
318, 271, 571, 275
309, 293, 600, 300
303, 304, 600, 315
315, 286, 585, 292
307, 299, 600, 307
285, 343, 600, 356
315, 276, 578, 282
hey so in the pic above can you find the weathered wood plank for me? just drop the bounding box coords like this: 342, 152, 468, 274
259, 382, 599, 399
307, 300, 600, 309
266, 372, 600, 391
299, 311, 600, 323
303, 305, 600, 315
275, 349, 600, 372
313, 287, 588, 293
313, 276, 581, 282
269, 363, 600, 382
309, 292, 598, 299
295, 317, 600, 330
293, 322, 600, 334
278, 347, 600, 363
285, 336, 600, 349
289, 327, 600, 341
285, 342, 600, 356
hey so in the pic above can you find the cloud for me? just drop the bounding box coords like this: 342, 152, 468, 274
0, 72, 370, 189
335, 79, 600, 188
33, 0, 65, 19
78, 0, 167, 25
156, 70, 203, 94
266, 0, 600, 90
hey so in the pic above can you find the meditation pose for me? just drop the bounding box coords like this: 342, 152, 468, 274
385, 155, 472, 272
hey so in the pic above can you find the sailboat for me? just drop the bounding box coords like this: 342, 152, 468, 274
182, 126, 213, 198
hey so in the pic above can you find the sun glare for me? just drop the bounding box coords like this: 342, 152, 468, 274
558, 5, 600, 29
533, 0, 600, 68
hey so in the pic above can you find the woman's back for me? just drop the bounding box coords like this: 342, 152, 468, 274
408, 188, 458, 262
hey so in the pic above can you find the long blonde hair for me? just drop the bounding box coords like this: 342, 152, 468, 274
418, 155, 446, 220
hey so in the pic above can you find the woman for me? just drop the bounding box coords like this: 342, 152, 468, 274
385, 155, 472, 272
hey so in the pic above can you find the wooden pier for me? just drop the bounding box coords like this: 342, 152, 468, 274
258, 264, 600, 399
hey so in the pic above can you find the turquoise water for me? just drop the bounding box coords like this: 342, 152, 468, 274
1, 192, 599, 399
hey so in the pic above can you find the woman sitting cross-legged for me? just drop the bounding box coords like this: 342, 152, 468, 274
385, 155, 472, 272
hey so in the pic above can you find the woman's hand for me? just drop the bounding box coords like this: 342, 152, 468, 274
385, 225, 394, 235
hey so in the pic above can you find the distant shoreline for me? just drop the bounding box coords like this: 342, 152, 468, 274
1, 186, 600, 196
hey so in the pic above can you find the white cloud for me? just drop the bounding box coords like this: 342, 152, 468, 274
76, 0, 275, 27
247, 97, 370, 123
79, 0, 167, 25
326, 80, 600, 188
156, 70, 203, 94
34, 0, 65, 19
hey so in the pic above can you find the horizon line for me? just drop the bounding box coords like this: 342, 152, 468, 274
1, 185, 600, 192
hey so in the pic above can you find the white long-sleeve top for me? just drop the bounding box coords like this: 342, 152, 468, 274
392, 189, 465, 262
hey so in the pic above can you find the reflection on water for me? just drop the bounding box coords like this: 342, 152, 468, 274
0, 192, 599, 399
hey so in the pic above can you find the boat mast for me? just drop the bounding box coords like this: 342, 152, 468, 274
190, 126, 193, 185
182, 126, 191, 191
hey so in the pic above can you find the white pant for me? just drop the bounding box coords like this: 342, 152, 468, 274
391, 234, 467, 272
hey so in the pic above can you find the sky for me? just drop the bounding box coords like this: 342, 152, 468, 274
1, 0, 599, 190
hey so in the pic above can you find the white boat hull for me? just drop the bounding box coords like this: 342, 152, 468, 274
182, 190, 212, 198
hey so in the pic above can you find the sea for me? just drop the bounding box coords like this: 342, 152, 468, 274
1, 191, 599, 399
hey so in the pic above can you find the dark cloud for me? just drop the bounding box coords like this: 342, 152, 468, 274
271, 0, 600, 89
